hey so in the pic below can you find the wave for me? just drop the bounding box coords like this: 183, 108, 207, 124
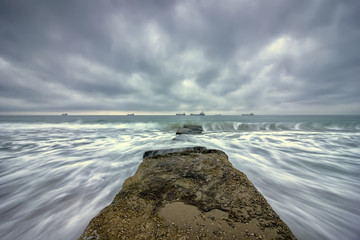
1, 119, 359, 133
0, 122, 164, 131
202, 121, 360, 132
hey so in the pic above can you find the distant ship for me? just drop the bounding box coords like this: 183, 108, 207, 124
61, 113, 68, 116
176, 113, 186, 116
190, 111, 205, 116
242, 113, 254, 116
127, 113, 135, 116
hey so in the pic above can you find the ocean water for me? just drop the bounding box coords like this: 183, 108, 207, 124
0, 115, 359, 240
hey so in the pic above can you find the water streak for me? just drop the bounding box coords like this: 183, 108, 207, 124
0, 115, 359, 240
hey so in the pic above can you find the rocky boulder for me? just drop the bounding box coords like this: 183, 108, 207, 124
176, 124, 203, 135
79, 147, 296, 240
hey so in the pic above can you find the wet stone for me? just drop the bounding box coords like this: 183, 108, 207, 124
79, 147, 296, 240
176, 124, 203, 135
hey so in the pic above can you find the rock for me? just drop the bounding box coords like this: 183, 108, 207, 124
176, 124, 203, 135
143, 146, 206, 158
79, 147, 296, 240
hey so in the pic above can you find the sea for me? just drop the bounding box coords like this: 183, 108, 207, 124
0, 115, 359, 240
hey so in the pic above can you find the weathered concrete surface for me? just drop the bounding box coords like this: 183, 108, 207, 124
79, 147, 296, 240
176, 124, 203, 134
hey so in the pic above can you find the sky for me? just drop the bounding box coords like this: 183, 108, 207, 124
1, 0, 360, 115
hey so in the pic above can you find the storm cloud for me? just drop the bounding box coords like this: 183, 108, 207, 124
1, 0, 359, 114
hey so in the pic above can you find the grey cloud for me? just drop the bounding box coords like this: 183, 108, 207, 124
0, 0, 359, 114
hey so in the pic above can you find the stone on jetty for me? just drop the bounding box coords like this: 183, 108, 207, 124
176, 124, 203, 135
79, 147, 296, 240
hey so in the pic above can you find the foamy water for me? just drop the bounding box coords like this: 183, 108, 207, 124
1, 115, 359, 240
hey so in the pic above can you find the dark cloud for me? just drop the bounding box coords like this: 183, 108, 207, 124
0, 0, 359, 114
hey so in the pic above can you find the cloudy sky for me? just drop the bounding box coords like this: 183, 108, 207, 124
1, 0, 359, 115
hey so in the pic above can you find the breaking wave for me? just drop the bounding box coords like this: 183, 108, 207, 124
202, 121, 360, 132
